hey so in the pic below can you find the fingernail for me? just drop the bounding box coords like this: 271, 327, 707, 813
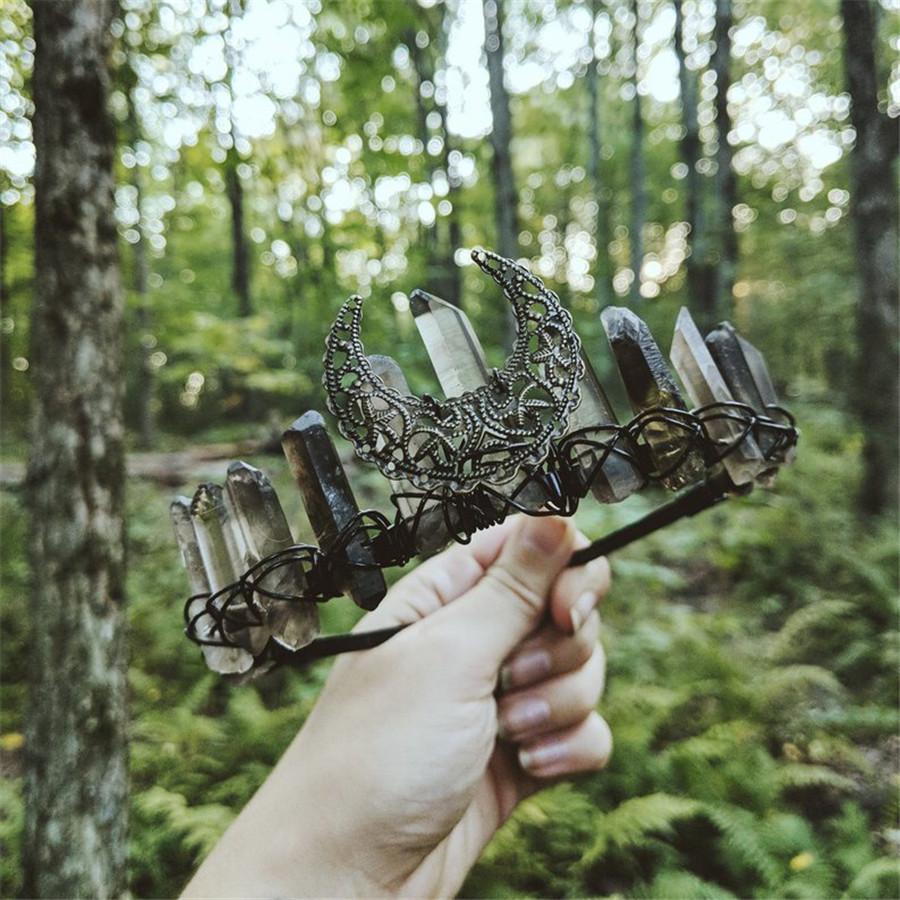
570, 591, 597, 634
519, 739, 568, 772
501, 649, 552, 690
499, 697, 551, 737
520, 517, 567, 555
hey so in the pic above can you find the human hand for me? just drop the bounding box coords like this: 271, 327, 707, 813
183, 516, 612, 898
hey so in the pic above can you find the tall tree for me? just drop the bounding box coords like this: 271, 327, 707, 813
628, 0, 645, 304
407, 26, 436, 260
225, 0, 251, 316
673, 0, 714, 326
408, 14, 463, 306
24, 0, 127, 896
482, 0, 518, 262
841, 0, 899, 518
711, 0, 736, 319
433, 0, 462, 306
483, 0, 519, 343
587, 0, 614, 308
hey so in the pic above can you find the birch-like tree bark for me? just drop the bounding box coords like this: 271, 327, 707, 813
24, 0, 128, 895
587, 0, 614, 309
841, 0, 899, 518
628, 0, 645, 304
712, 0, 736, 320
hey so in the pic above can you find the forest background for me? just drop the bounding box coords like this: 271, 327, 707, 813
0, 0, 898, 897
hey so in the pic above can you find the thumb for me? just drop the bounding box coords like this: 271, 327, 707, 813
439, 516, 576, 667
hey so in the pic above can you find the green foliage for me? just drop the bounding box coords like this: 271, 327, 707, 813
1, 0, 898, 896
1, 421, 897, 900
581, 793, 704, 865
0, 779, 24, 899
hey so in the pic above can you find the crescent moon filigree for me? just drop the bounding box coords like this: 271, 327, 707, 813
322, 248, 584, 492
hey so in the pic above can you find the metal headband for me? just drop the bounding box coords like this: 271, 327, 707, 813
171, 248, 799, 678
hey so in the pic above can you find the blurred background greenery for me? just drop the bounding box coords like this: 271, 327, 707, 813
1, 0, 898, 896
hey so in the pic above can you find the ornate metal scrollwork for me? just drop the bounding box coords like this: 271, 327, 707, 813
322, 248, 585, 492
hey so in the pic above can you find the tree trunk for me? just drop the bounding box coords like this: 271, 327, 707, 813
712, 0, 736, 320
841, 0, 899, 518
435, 0, 462, 307
628, 0, 645, 304
226, 158, 251, 316
126, 84, 156, 450
483, 0, 519, 344
226, 0, 251, 317
587, 0, 614, 309
24, 1, 128, 896
674, 0, 715, 327
407, 28, 440, 284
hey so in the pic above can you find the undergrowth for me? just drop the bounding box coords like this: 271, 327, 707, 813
0, 403, 897, 898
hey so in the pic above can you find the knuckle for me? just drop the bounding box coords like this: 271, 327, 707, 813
482, 565, 546, 616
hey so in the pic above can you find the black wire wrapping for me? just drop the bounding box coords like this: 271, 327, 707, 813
184, 400, 798, 670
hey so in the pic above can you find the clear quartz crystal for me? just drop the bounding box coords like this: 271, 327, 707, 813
670, 307, 765, 485
184, 485, 254, 674
170, 496, 211, 598
601, 306, 705, 489
566, 352, 644, 502
225, 461, 319, 650
705, 322, 783, 470
410, 288, 548, 507
410, 289, 491, 397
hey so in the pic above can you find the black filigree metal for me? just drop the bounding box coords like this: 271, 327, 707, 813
323, 248, 585, 492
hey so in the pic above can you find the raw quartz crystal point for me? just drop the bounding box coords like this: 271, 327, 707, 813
282, 410, 386, 610
601, 306, 705, 489
225, 461, 319, 649
705, 322, 794, 469
368, 355, 451, 556
566, 352, 645, 502
410, 288, 548, 507
670, 307, 765, 486
171, 496, 210, 598
410, 288, 491, 396
184, 485, 255, 674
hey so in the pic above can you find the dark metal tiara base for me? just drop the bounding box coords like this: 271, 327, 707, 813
183, 401, 797, 672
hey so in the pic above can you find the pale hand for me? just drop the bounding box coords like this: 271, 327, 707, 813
184, 516, 612, 898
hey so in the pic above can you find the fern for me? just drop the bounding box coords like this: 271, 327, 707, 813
770, 600, 856, 662
580, 793, 702, 866
844, 857, 900, 899
135, 786, 234, 860
663, 720, 759, 764
776, 763, 855, 794
758, 664, 845, 703
638, 869, 738, 900
702, 803, 781, 887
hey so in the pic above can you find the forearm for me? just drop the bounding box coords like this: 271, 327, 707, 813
181, 737, 376, 899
